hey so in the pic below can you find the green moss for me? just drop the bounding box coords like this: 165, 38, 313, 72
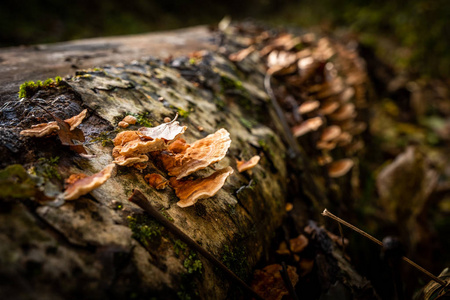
127, 215, 162, 246
18, 77, 62, 98
36, 157, 61, 180
220, 75, 244, 93
221, 244, 249, 279
131, 112, 153, 127
183, 252, 202, 274
239, 117, 257, 130
90, 131, 114, 147
177, 108, 190, 118
0, 164, 37, 200
160, 208, 174, 222
173, 239, 188, 257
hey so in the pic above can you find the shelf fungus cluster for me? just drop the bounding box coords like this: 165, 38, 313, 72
20, 109, 89, 154
227, 28, 369, 178
112, 117, 233, 207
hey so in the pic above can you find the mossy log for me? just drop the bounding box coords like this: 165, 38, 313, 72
0, 25, 378, 299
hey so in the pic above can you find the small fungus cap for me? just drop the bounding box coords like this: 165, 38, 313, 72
122, 115, 137, 125
64, 164, 115, 200
292, 117, 323, 137
320, 126, 342, 142
328, 159, 354, 178
298, 100, 320, 114
20, 122, 60, 137
170, 166, 234, 208
145, 173, 169, 190
236, 155, 261, 173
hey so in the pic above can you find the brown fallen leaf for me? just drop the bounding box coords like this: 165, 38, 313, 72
251, 264, 299, 300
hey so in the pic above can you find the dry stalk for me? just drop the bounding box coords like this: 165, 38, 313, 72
322, 208, 446, 287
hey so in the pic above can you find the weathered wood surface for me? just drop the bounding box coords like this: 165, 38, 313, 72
0, 26, 216, 105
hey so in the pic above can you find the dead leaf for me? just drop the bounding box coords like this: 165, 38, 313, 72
138, 114, 186, 141
251, 264, 299, 300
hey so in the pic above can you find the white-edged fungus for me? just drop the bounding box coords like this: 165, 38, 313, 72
64, 164, 115, 200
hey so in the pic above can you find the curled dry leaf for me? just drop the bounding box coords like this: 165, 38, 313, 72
170, 166, 233, 208
138, 116, 187, 141
161, 128, 231, 179
328, 159, 354, 178
20, 122, 60, 137
64, 164, 115, 200
145, 173, 169, 190
236, 155, 260, 173
251, 264, 299, 300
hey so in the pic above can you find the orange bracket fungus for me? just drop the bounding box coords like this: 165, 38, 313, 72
20, 122, 60, 137
160, 128, 231, 179
170, 166, 234, 208
236, 155, 260, 173
113, 154, 149, 166
145, 173, 169, 190
328, 159, 354, 178
64, 164, 115, 200
298, 100, 320, 115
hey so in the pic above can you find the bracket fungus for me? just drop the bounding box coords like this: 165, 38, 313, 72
64, 164, 115, 200
160, 128, 231, 179
236, 155, 261, 173
328, 159, 354, 178
113, 154, 149, 166
170, 166, 234, 208
145, 173, 169, 190
20, 109, 88, 154
292, 117, 323, 137
20, 122, 60, 137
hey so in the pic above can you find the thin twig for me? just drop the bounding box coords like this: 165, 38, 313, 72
279, 261, 299, 300
322, 208, 446, 287
128, 189, 264, 300
264, 73, 301, 157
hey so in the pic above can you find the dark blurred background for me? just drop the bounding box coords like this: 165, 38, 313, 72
1, 0, 449, 77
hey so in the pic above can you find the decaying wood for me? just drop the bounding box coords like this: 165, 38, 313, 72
0, 23, 381, 299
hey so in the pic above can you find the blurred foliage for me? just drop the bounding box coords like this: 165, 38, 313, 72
1, 0, 449, 77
